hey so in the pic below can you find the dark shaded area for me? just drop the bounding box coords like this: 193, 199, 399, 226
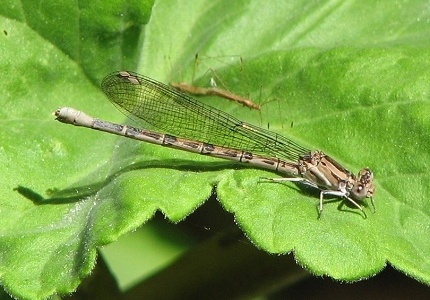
272, 265, 430, 300
68, 255, 121, 300
123, 226, 309, 300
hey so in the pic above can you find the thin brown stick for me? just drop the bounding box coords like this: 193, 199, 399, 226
171, 82, 261, 110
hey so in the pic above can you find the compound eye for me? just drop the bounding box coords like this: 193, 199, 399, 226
352, 184, 366, 199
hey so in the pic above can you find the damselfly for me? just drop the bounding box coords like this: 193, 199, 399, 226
54, 71, 375, 217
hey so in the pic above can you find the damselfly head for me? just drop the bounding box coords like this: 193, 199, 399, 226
351, 168, 375, 200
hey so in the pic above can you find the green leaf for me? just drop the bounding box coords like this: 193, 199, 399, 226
1, 0, 430, 299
